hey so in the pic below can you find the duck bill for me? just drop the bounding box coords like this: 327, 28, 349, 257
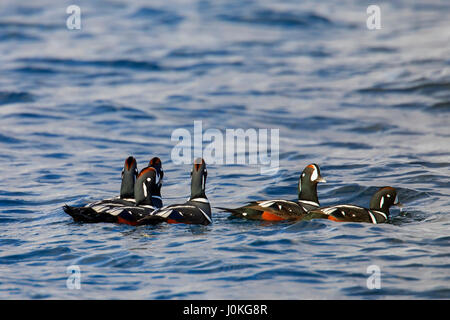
394, 195, 403, 207
316, 176, 326, 183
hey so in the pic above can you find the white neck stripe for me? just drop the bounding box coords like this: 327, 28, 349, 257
298, 200, 319, 206
368, 211, 378, 224
191, 198, 209, 203
371, 210, 388, 220
199, 207, 212, 224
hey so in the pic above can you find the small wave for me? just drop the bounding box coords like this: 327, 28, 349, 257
0, 21, 58, 31
215, 267, 324, 283
0, 238, 26, 245
0, 132, 23, 144
358, 80, 450, 99
429, 101, 450, 112
2, 112, 65, 120
16, 58, 162, 72
40, 152, 72, 159
0, 31, 40, 42
130, 7, 183, 25
345, 122, 395, 133
432, 236, 450, 246
0, 247, 71, 265
167, 48, 231, 59
13, 66, 57, 74
0, 91, 34, 105
319, 141, 372, 150
218, 9, 334, 28
282, 220, 329, 232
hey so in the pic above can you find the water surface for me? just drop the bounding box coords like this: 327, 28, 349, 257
0, 0, 449, 299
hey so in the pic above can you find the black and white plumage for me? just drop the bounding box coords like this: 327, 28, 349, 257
63, 156, 164, 224
217, 163, 325, 221
116, 163, 164, 225
134, 165, 162, 206
137, 158, 212, 226
146, 157, 164, 208
303, 186, 401, 224
63, 197, 136, 223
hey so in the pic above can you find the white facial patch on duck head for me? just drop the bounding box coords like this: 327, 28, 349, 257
310, 167, 318, 182
143, 182, 147, 197
380, 196, 384, 208
202, 170, 207, 189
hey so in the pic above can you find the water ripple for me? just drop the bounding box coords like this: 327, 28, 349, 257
0, 0, 448, 300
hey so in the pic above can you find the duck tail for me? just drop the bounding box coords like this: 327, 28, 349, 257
63, 205, 116, 223
215, 206, 239, 214
215, 206, 256, 219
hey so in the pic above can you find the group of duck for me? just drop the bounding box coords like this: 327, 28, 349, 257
63, 156, 402, 226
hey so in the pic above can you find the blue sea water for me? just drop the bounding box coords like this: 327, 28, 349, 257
0, 0, 449, 299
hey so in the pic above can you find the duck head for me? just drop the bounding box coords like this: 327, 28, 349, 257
120, 156, 138, 199
134, 166, 160, 206
190, 158, 207, 200
149, 157, 163, 196
298, 163, 326, 205
369, 186, 401, 215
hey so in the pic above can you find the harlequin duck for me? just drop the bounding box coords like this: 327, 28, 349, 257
217, 164, 326, 221
116, 161, 164, 225
147, 157, 164, 207
63, 156, 164, 223
134, 157, 164, 207
303, 186, 401, 224
137, 158, 212, 226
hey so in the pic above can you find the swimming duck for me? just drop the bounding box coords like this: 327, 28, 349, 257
120, 156, 138, 199
63, 156, 163, 223
217, 164, 326, 221
115, 160, 164, 225
303, 186, 401, 224
137, 158, 212, 226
